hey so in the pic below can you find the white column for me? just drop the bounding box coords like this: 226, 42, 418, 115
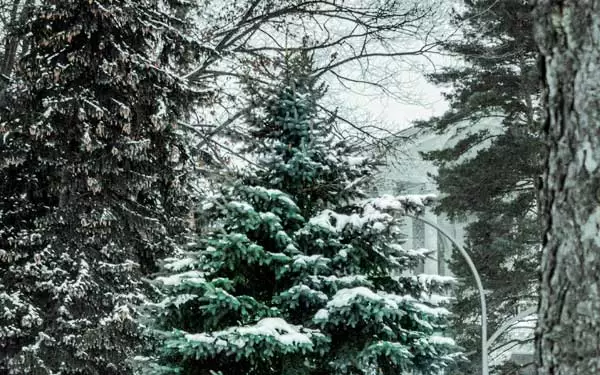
423, 209, 438, 274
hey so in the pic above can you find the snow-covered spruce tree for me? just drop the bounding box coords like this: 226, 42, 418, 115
0, 1, 204, 373
241, 52, 376, 218
148, 52, 460, 375
259, 53, 460, 374
146, 184, 327, 375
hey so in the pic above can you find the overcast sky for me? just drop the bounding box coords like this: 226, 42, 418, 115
325, 50, 454, 136
319, 1, 458, 135
345, 73, 449, 129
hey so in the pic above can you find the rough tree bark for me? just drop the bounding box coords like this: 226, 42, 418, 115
534, 1, 600, 374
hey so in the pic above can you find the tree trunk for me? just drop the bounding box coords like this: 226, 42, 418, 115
0, 0, 33, 88
534, 1, 600, 374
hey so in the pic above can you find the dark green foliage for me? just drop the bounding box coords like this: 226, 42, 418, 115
147, 184, 323, 375
243, 52, 379, 218
417, 0, 542, 373
148, 53, 460, 375
0, 1, 204, 373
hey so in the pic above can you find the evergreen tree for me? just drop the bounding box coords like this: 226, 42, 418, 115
0, 1, 203, 373
242, 52, 376, 217
417, 1, 542, 373
147, 53, 460, 375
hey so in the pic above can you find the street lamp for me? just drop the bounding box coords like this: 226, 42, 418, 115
406, 214, 489, 375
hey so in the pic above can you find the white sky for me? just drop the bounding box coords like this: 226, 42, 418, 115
342, 74, 449, 129
324, 51, 454, 136
317, 1, 458, 134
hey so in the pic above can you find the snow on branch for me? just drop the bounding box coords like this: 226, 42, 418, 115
416, 273, 456, 288
361, 194, 437, 215
184, 317, 322, 347
308, 194, 436, 234
314, 286, 452, 323
156, 270, 205, 286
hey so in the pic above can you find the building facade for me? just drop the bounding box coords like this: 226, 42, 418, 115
375, 126, 466, 277
377, 126, 535, 374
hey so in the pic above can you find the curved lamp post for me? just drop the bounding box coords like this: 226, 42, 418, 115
405, 214, 489, 375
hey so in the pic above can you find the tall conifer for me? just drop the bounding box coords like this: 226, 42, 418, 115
148, 53, 459, 375
0, 1, 204, 373
418, 1, 541, 372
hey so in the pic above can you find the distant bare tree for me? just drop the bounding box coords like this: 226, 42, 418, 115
183, 0, 447, 164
